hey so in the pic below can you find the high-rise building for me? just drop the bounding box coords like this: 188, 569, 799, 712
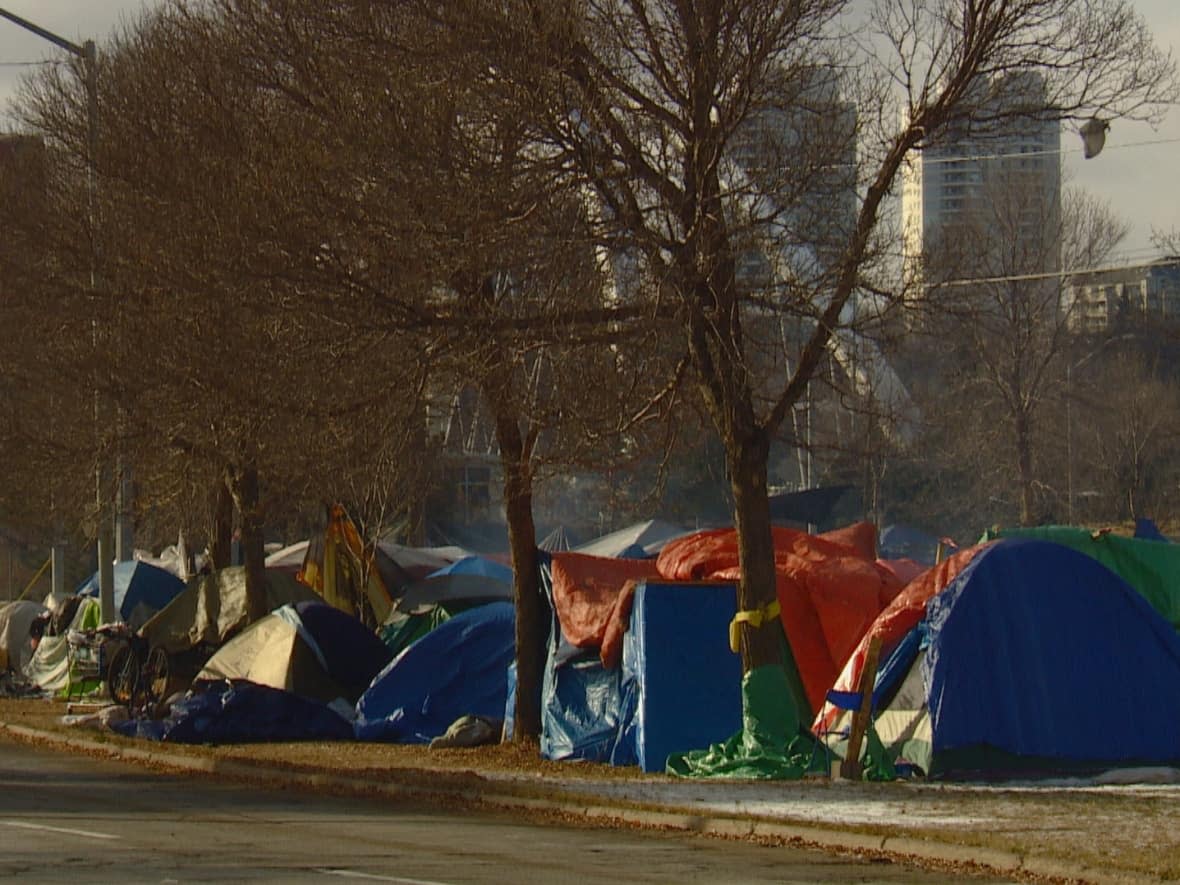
901, 72, 1061, 288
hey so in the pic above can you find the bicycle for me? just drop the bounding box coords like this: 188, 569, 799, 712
105, 627, 171, 716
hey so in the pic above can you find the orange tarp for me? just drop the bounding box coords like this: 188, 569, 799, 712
656, 523, 905, 713
550, 522, 921, 711
550, 552, 661, 654
812, 543, 989, 735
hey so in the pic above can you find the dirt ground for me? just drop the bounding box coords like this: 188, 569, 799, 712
3, 695, 1179, 882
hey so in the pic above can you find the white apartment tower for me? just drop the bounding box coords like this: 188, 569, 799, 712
901, 73, 1061, 286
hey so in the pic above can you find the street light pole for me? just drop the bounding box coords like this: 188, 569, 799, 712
0, 8, 116, 624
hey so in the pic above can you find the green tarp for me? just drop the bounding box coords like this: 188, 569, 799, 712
983, 526, 1180, 629
666, 665, 824, 779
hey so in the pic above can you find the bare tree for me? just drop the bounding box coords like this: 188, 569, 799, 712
917, 186, 1129, 526
8, 4, 436, 617
1072, 351, 1180, 525
437, 0, 1176, 683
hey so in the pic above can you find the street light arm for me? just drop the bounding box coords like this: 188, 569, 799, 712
0, 7, 87, 58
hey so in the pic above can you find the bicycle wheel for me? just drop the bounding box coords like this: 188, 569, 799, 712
144, 646, 171, 705
106, 642, 141, 706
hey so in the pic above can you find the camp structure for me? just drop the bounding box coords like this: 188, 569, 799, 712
22, 596, 101, 695
536, 524, 901, 773
195, 600, 392, 707
356, 601, 515, 743
983, 524, 1180, 629
264, 540, 309, 575
818, 538, 1180, 779
129, 566, 322, 694
140, 566, 319, 657
573, 519, 689, 559
538, 525, 579, 552
298, 504, 419, 625
394, 555, 513, 614
0, 600, 45, 673
76, 560, 186, 629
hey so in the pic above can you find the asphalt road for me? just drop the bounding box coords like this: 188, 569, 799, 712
0, 741, 1001, 884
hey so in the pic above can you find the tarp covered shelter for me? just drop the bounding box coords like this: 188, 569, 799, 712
658, 524, 904, 715
77, 560, 185, 628
116, 680, 353, 744
878, 524, 943, 565
821, 539, 1180, 779
23, 597, 101, 694
615, 582, 743, 771
196, 600, 391, 705
984, 525, 1180, 629
356, 601, 514, 743
573, 519, 688, 559
394, 555, 513, 613
264, 540, 309, 574
0, 600, 44, 672
141, 567, 319, 655
538, 523, 898, 763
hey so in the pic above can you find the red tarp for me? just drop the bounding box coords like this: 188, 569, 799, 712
811, 543, 990, 735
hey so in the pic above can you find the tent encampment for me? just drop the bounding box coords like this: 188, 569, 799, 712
573, 519, 689, 559
820, 538, 1180, 779
195, 600, 391, 706
394, 555, 513, 613
76, 560, 185, 628
140, 566, 319, 656
356, 601, 514, 743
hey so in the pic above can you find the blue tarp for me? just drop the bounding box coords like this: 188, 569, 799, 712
923, 538, 1180, 773
76, 560, 185, 626
425, 555, 512, 583
616, 582, 743, 771
1135, 518, 1170, 542
354, 601, 514, 743
114, 680, 353, 743
878, 524, 941, 565
538, 555, 625, 761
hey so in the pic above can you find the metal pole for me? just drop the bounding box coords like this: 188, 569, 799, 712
0, 11, 116, 622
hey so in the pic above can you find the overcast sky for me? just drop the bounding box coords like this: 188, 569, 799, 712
1, 1, 1177, 260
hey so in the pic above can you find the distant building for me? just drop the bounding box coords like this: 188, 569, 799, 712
901, 72, 1061, 290
1066, 259, 1180, 334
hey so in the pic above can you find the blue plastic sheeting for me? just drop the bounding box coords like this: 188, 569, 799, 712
1135, 518, 1170, 542
355, 601, 514, 743
77, 560, 185, 625
878, 524, 941, 565
616, 583, 743, 772
114, 681, 354, 743
925, 538, 1180, 768
540, 645, 625, 762
293, 600, 392, 700
537, 554, 626, 762
425, 555, 512, 583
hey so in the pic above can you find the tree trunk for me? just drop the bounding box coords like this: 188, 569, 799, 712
208, 477, 234, 569
227, 463, 268, 623
726, 428, 782, 673
494, 409, 546, 742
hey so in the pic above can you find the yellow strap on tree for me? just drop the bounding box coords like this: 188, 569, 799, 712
729, 599, 781, 653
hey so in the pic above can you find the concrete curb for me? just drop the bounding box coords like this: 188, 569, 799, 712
0, 721, 1135, 883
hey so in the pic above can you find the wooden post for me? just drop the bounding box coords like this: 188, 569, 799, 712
840, 635, 882, 780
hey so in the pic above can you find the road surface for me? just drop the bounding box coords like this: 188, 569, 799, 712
0, 740, 1004, 883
